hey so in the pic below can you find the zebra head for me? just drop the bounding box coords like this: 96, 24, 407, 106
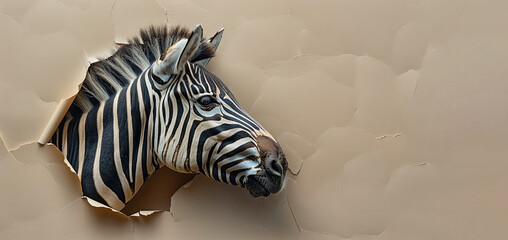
151, 25, 287, 197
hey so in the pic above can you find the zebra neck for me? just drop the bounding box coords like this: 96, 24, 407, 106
52, 71, 163, 209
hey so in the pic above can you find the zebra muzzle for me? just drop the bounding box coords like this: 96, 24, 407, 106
245, 136, 287, 197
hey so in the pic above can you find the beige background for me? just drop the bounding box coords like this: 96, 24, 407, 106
1, 0, 508, 239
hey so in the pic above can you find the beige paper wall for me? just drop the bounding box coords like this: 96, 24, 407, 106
1, 0, 508, 239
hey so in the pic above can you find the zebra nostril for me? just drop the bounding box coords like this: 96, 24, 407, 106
267, 158, 283, 177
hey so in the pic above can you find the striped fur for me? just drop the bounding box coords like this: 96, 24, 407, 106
51, 25, 285, 210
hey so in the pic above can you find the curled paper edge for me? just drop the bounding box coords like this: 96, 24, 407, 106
38, 95, 77, 144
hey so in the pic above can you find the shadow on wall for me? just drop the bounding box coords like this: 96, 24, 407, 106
121, 167, 195, 215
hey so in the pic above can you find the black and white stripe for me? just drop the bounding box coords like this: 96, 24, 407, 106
53, 68, 160, 209
51, 25, 279, 209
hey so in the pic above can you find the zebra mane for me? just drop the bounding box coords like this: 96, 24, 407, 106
69, 25, 215, 117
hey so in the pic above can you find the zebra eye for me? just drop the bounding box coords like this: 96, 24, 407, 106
196, 95, 218, 110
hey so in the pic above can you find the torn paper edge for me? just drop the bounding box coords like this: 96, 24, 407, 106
38, 94, 78, 144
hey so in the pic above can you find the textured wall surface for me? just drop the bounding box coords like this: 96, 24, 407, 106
1, 0, 508, 239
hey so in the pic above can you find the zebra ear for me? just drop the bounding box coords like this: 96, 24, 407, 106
153, 24, 203, 82
196, 28, 224, 67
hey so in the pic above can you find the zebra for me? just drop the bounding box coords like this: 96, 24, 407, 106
51, 24, 287, 210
